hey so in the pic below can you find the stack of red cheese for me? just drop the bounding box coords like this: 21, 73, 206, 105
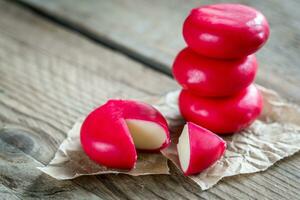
173, 3, 270, 134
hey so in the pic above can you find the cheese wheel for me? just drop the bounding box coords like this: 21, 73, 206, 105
183, 3, 270, 59
179, 84, 263, 134
172, 47, 257, 97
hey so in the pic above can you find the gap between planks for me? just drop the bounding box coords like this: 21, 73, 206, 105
8, 0, 172, 76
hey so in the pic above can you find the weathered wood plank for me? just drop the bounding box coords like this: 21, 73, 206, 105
0, 140, 103, 200
0, 185, 22, 200
18, 0, 300, 104
0, 1, 299, 199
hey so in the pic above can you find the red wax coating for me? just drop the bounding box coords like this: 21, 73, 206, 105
179, 84, 263, 134
183, 3, 270, 59
80, 99, 170, 169
172, 47, 257, 97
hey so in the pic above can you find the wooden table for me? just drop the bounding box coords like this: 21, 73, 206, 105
1, 0, 299, 199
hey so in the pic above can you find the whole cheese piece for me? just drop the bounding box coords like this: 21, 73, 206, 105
183, 3, 270, 59
179, 84, 263, 134
172, 47, 257, 97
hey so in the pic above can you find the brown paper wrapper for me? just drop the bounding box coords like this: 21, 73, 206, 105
38, 85, 300, 190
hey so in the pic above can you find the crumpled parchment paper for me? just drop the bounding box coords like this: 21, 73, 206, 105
38, 85, 300, 190
38, 120, 170, 179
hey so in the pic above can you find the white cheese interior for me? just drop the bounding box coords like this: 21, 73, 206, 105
125, 119, 167, 150
177, 124, 190, 172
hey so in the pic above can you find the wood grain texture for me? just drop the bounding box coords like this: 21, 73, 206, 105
0, 140, 103, 200
0, 1, 299, 199
18, 0, 300, 104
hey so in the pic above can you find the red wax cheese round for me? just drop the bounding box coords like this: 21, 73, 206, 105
179, 84, 263, 134
81, 100, 170, 169
172, 48, 257, 97
177, 122, 226, 175
183, 3, 270, 59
